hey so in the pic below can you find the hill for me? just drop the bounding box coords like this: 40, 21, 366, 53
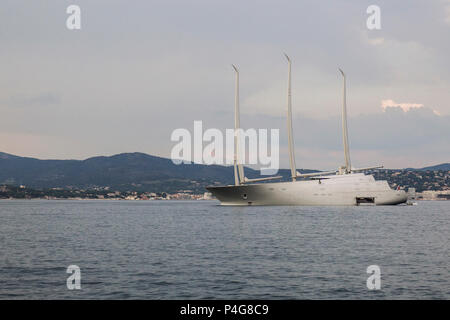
419, 163, 450, 171
0, 152, 315, 193
0, 152, 447, 193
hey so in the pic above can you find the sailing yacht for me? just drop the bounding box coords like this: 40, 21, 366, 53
206, 56, 407, 206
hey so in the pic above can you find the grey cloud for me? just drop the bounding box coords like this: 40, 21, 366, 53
239, 106, 450, 168
6, 92, 61, 108
0, 0, 448, 169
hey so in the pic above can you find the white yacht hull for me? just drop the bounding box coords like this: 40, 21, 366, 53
207, 173, 407, 206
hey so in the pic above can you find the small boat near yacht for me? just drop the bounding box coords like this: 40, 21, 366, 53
206, 55, 408, 206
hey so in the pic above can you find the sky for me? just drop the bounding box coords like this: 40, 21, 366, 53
0, 0, 449, 170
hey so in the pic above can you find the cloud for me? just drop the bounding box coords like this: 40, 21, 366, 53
239, 104, 450, 169
381, 99, 424, 112
381, 99, 441, 116
445, 0, 450, 24
0, 0, 448, 170
367, 37, 385, 46
5, 92, 61, 108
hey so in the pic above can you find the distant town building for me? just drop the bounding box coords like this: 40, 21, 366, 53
416, 190, 450, 200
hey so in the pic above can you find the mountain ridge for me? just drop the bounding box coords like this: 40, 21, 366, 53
0, 151, 315, 192
0, 151, 448, 193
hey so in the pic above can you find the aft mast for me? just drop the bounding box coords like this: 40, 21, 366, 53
232, 65, 245, 185
339, 68, 351, 174
285, 54, 297, 181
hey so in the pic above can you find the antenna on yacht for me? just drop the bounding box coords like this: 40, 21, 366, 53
232, 64, 245, 185
285, 54, 298, 181
339, 68, 351, 174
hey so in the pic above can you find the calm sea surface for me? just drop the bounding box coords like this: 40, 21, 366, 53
0, 200, 448, 299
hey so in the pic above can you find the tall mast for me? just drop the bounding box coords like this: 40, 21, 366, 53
232, 65, 245, 185
285, 54, 297, 181
339, 68, 351, 173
